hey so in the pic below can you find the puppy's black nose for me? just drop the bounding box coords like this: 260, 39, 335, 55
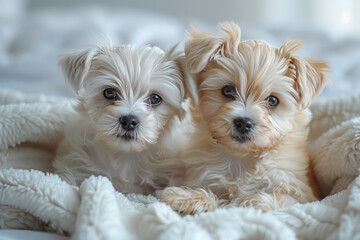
234, 117, 254, 134
119, 115, 139, 131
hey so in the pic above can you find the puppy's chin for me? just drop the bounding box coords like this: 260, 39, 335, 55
208, 121, 277, 157
213, 134, 274, 158
211, 134, 252, 157
99, 134, 157, 153
231, 134, 251, 144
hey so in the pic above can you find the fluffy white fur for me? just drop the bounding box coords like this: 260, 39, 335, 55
53, 42, 188, 194
309, 95, 360, 197
161, 22, 329, 214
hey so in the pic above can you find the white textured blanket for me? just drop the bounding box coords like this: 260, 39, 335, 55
0, 89, 359, 240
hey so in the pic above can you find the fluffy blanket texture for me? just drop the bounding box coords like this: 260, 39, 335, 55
0, 89, 359, 240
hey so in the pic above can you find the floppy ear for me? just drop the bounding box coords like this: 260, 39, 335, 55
58, 47, 99, 93
282, 40, 330, 109
185, 21, 241, 74
164, 44, 189, 120
184, 21, 241, 106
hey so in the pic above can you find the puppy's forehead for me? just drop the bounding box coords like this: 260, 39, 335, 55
93, 46, 165, 79
238, 40, 272, 50
90, 46, 167, 94
234, 40, 285, 73
215, 40, 293, 100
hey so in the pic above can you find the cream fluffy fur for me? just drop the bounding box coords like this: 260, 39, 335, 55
53, 42, 188, 194
161, 22, 330, 214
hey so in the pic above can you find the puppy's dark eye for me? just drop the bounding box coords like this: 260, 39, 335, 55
222, 86, 236, 98
149, 94, 162, 106
103, 88, 117, 100
266, 95, 279, 108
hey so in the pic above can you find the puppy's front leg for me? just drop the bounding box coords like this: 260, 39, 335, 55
160, 187, 218, 215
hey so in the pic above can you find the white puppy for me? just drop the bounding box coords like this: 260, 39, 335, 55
53, 42, 187, 194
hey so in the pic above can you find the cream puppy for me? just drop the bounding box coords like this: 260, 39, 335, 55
161, 22, 329, 214
53, 42, 187, 194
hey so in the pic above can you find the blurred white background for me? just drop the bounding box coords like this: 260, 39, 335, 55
0, 0, 359, 98
2, 0, 360, 36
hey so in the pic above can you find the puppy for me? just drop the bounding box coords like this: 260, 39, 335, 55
161, 22, 329, 214
53, 42, 187, 194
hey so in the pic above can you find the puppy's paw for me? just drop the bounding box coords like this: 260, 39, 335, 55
240, 197, 274, 212
240, 193, 297, 212
160, 187, 217, 216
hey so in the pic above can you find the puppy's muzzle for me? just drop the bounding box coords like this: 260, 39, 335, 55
119, 115, 140, 131
233, 117, 254, 143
